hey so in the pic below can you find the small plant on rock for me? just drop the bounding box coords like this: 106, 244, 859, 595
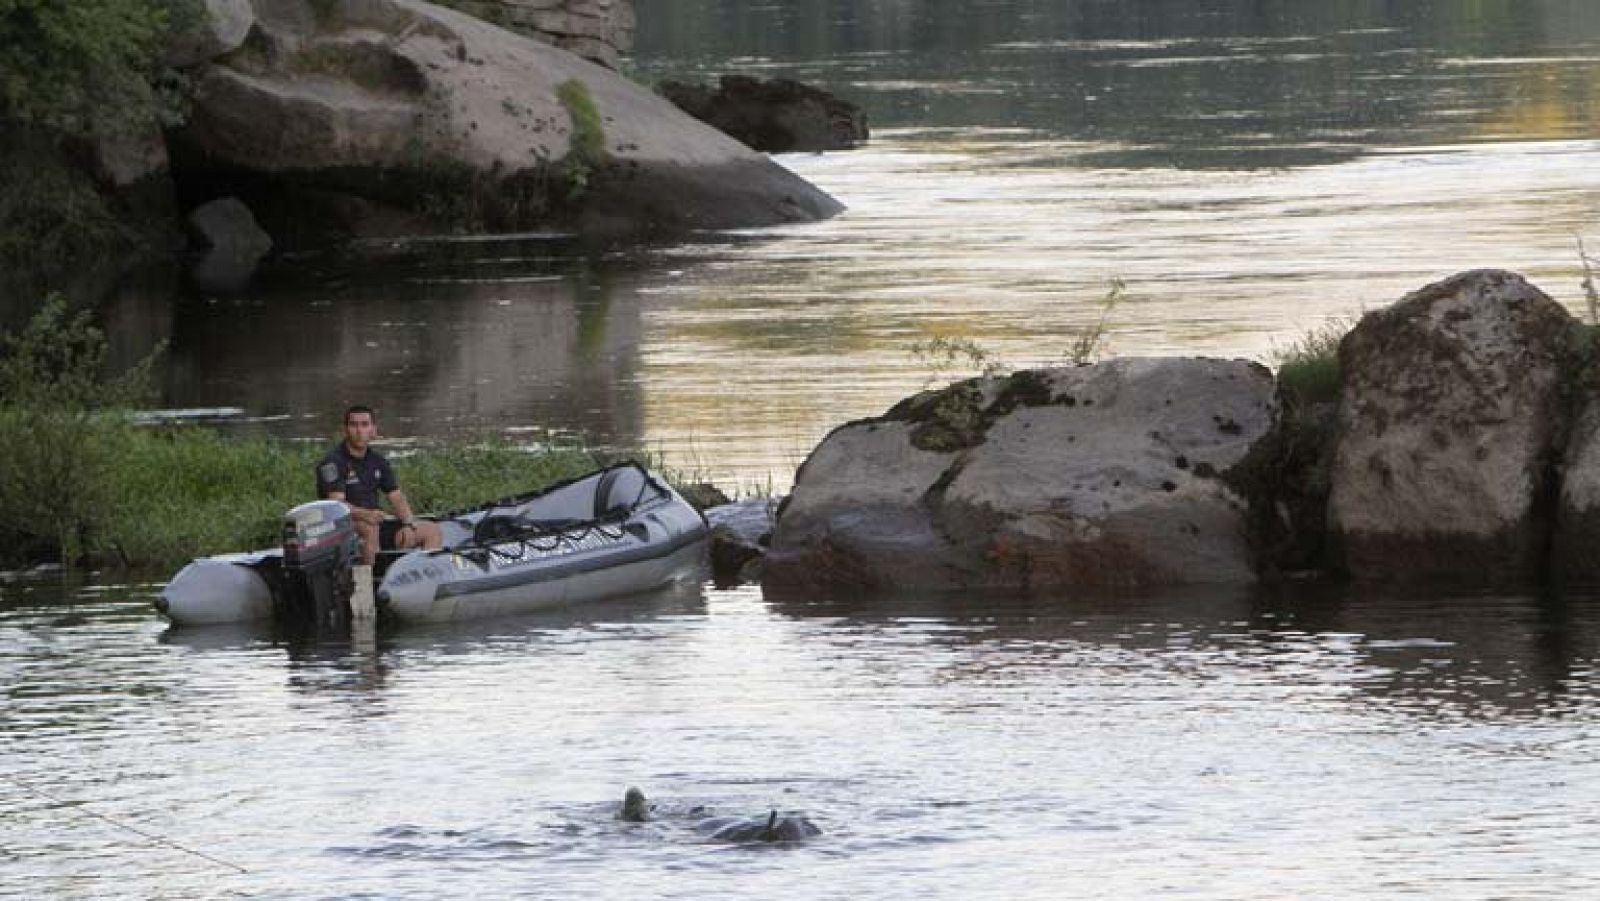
909, 335, 1007, 386
1272, 317, 1353, 407
556, 79, 607, 202
1066, 278, 1125, 366
1578, 235, 1599, 326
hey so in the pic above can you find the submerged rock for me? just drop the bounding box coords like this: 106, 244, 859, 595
168, 0, 842, 244
1327, 269, 1579, 586
706, 500, 775, 588
658, 75, 868, 153
186, 197, 273, 293
764, 358, 1277, 596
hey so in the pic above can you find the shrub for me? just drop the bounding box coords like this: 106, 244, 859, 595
0, 295, 161, 564
0, 143, 128, 280
0, 0, 197, 137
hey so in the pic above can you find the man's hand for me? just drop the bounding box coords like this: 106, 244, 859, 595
329, 493, 386, 525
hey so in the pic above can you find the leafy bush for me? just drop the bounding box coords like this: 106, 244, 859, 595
0, 295, 160, 564
0, 0, 196, 137
0, 294, 157, 409
0, 144, 129, 279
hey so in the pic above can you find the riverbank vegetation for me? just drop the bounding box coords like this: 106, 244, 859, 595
0, 0, 198, 298
1271, 317, 1350, 407
0, 298, 641, 571
908, 278, 1125, 382
556, 79, 606, 201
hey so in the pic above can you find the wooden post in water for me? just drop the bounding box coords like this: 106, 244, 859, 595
350, 564, 377, 651
350, 565, 376, 621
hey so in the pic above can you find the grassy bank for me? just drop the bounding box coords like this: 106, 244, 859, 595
0, 297, 634, 571
1, 418, 627, 572
113, 429, 617, 570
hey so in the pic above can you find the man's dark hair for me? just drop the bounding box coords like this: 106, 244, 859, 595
344, 405, 376, 425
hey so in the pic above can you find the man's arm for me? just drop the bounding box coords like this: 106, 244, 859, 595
386, 488, 419, 525
326, 490, 387, 525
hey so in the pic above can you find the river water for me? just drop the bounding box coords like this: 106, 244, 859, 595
4, 575, 1598, 898
7, 1, 1600, 898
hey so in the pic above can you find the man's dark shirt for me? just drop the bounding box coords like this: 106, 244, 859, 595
316, 443, 397, 510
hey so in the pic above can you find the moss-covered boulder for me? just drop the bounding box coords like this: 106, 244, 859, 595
1327, 269, 1580, 586
763, 358, 1276, 597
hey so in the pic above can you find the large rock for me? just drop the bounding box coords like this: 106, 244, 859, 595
436, 0, 635, 68
166, 0, 255, 67
763, 359, 1277, 596
168, 0, 842, 242
1552, 360, 1600, 586
186, 197, 273, 293
659, 76, 869, 153
89, 120, 170, 190
1327, 269, 1579, 585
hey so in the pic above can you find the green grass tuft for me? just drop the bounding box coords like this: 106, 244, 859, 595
1272, 318, 1352, 406
556, 79, 606, 200
1067, 278, 1124, 366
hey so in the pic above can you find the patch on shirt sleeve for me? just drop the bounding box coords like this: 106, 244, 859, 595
317, 461, 340, 486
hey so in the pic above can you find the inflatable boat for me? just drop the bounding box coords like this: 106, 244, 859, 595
157, 463, 709, 626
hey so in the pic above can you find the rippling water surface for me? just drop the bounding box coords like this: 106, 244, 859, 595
3, 576, 1598, 898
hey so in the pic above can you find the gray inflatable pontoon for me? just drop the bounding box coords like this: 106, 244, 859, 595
158, 463, 709, 626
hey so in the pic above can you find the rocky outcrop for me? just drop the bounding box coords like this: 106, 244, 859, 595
1327, 270, 1580, 586
167, 0, 842, 243
1552, 357, 1600, 585
763, 359, 1277, 596
435, 0, 634, 68
658, 76, 868, 153
166, 0, 255, 67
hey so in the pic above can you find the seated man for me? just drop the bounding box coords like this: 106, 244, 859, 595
316, 405, 443, 564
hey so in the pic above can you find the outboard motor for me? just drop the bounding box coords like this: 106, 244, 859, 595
281, 500, 360, 629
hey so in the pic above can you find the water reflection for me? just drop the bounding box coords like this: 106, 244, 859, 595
160, 242, 650, 446
149, 580, 709, 698
768, 582, 1600, 722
